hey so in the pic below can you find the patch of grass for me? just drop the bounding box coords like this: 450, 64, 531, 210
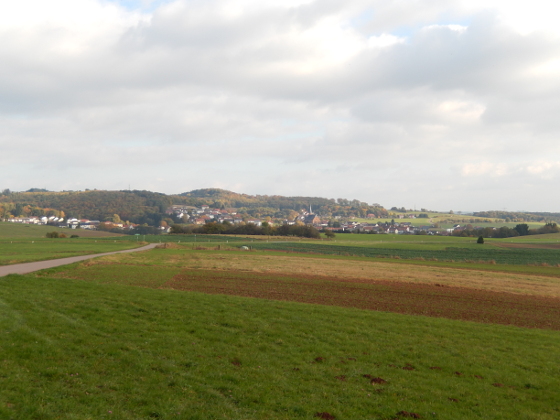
327, 233, 480, 244
0, 238, 141, 265
96, 233, 262, 244
0, 221, 122, 239
508, 233, 560, 243
248, 241, 560, 266
1, 275, 559, 419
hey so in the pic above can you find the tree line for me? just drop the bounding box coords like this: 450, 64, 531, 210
453, 223, 559, 238
169, 221, 322, 239
473, 210, 560, 223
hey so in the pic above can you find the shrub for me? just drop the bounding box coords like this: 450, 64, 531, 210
46, 232, 67, 238
477, 236, 484, 244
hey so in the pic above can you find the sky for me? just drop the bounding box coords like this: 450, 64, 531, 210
1, 0, 560, 212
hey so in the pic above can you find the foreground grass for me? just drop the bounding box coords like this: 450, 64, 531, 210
1, 275, 559, 420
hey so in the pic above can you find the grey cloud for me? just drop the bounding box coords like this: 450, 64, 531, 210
347, 13, 558, 94
2, 1, 560, 211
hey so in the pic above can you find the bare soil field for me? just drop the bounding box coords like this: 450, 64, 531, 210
142, 251, 560, 297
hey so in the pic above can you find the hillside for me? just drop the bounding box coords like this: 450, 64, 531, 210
0, 190, 171, 225
1, 188, 559, 227
0, 188, 388, 224
176, 188, 388, 219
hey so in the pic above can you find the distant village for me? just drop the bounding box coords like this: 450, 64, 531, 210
164, 205, 453, 235
6, 204, 476, 236
5, 215, 141, 231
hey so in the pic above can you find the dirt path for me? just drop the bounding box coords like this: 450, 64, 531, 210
0, 243, 159, 277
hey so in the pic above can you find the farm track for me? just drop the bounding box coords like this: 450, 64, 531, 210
163, 269, 560, 331
0, 243, 158, 276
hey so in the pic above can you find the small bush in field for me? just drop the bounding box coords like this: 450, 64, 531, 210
46, 232, 66, 238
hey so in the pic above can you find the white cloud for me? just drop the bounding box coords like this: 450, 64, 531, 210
422, 24, 467, 34
460, 0, 560, 36
526, 161, 560, 178
461, 162, 509, 177
367, 33, 405, 49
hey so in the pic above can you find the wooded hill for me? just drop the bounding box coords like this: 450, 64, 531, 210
2, 188, 559, 226
0, 190, 171, 226
473, 210, 560, 223
0, 188, 388, 225
176, 189, 388, 219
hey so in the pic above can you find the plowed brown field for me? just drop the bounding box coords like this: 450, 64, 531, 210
163, 269, 560, 330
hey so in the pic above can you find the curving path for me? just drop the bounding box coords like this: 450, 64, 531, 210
0, 243, 159, 277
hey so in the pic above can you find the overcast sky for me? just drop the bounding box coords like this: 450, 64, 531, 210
2, 0, 560, 211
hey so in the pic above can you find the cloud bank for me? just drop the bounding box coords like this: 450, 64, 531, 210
1, 0, 560, 211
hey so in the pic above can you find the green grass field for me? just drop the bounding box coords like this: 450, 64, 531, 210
247, 241, 560, 266
331, 233, 476, 243
0, 239, 142, 266
1, 275, 559, 420
0, 222, 144, 265
507, 233, 560, 243
349, 216, 546, 230
1, 222, 560, 419
0, 222, 121, 239
330, 233, 560, 244
97, 233, 255, 244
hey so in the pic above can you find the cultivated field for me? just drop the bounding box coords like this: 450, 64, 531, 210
1, 225, 560, 419
39, 246, 560, 328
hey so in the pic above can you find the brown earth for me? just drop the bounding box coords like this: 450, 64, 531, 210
147, 252, 560, 298
162, 269, 560, 330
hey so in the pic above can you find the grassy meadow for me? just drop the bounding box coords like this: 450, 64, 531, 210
1, 223, 560, 419
349, 213, 547, 230
248, 240, 560, 266
0, 222, 142, 265
0, 222, 122, 239
1, 275, 559, 420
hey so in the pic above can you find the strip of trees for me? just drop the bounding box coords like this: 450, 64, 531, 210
453, 223, 559, 238
170, 221, 321, 239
